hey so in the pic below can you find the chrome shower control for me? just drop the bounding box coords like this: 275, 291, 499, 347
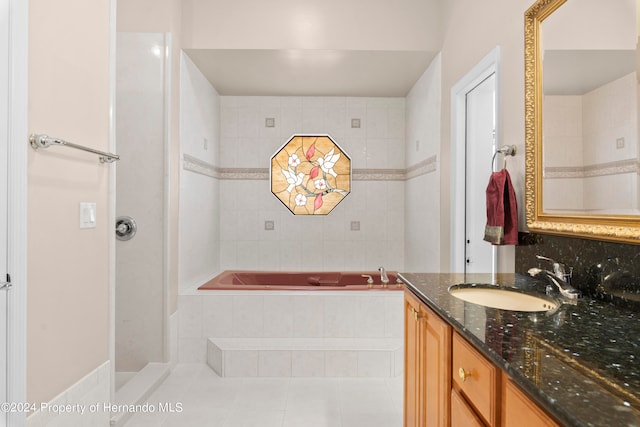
115, 216, 137, 241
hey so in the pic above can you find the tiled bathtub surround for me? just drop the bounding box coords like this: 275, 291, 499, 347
179, 53, 443, 290
217, 96, 407, 272
178, 290, 404, 377
516, 232, 640, 305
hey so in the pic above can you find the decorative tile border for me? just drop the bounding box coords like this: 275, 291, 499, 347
183, 153, 219, 178
353, 169, 407, 181
405, 155, 438, 180
544, 158, 639, 179
218, 167, 269, 180
183, 153, 438, 182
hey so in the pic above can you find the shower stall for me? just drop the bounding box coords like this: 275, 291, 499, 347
113, 32, 171, 404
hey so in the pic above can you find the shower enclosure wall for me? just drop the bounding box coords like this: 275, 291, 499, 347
115, 32, 170, 390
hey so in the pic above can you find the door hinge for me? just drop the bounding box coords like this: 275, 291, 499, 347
0, 273, 12, 290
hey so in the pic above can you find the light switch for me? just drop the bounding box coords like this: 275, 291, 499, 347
80, 202, 97, 229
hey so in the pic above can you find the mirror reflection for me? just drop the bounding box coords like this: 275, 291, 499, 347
541, 0, 639, 214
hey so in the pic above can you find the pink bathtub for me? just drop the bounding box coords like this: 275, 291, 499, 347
198, 270, 403, 291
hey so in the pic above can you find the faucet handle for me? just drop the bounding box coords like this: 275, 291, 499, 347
361, 275, 374, 288
535, 254, 557, 264
536, 255, 566, 278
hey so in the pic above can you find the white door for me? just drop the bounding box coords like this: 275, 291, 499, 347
0, 0, 9, 420
464, 73, 497, 274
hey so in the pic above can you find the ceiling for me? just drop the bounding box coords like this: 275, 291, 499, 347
185, 49, 437, 97
543, 50, 636, 95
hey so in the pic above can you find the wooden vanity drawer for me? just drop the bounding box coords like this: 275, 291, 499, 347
452, 331, 500, 426
451, 387, 485, 427
502, 378, 560, 427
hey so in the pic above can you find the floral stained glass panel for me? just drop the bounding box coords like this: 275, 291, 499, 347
271, 135, 351, 215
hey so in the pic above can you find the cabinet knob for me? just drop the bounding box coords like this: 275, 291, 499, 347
458, 367, 471, 382
411, 307, 423, 321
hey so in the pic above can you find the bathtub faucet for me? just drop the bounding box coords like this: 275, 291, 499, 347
378, 267, 389, 288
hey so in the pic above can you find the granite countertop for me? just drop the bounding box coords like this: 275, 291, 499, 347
399, 272, 640, 427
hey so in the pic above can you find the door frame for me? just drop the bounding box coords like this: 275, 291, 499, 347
4, 0, 29, 424
450, 46, 501, 273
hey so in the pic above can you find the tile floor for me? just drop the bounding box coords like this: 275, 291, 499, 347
123, 363, 403, 427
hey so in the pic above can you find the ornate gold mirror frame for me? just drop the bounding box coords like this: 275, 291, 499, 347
524, 0, 640, 244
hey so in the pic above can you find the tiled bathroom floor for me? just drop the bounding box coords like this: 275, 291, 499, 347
123, 363, 403, 427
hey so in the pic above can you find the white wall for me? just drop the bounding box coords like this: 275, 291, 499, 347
181, 0, 442, 51
179, 53, 221, 290
404, 55, 442, 272
28, 0, 111, 407
543, 0, 635, 51
438, 0, 530, 272
218, 96, 405, 272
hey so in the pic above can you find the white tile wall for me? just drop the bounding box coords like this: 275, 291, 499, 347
218, 95, 406, 272
292, 351, 326, 377
259, 350, 293, 377
404, 56, 442, 272
325, 350, 358, 377
543, 72, 638, 212
26, 361, 111, 427
179, 52, 445, 285
179, 291, 404, 364
179, 52, 221, 291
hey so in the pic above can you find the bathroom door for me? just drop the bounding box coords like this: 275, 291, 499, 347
464, 73, 497, 274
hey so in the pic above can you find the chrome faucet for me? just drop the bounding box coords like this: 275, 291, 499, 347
378, 266, 389, 287
535, 255, 571, 283
528, 266, 581, 300
529, 255, 580, 300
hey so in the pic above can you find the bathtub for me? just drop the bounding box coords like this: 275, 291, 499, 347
198, 270, 403, 291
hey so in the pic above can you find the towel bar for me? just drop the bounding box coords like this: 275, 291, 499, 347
29, 134, 120, 163
492, 144, 516, 171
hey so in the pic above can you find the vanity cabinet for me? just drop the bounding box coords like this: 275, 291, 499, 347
404, 291, 562, 427
502, 378, 560, 427
452, 332, 499, 426
404, 291, 451, 427
451, 388, 485, 427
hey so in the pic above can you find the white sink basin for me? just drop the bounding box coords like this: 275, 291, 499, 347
449, 284, 558, 312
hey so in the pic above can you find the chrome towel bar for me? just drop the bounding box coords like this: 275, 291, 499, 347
29, 134, 120, 163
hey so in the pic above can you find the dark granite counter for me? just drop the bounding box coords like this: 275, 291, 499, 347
399, 272, 640, 427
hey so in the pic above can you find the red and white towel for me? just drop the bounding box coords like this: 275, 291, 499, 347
483, 169, 518, 245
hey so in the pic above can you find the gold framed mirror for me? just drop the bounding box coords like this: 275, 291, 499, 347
524, 0, 640, 243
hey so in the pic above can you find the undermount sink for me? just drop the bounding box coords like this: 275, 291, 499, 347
448, 283, 559, 312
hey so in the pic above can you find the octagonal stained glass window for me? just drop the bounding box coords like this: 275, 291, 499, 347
271, 134, 351, 215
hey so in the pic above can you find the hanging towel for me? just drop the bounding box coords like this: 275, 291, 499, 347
483, 169, 518, 245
